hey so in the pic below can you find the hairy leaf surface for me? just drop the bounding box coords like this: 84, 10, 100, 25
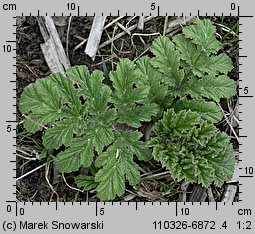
183, 18, 222, 54
173, 98, 222, 123
95, 130, 149, 200
150, 36, 184, 86
110, 59, 158, 128
148, 109, 234, 187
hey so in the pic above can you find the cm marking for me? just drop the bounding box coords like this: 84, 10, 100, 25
238, 209, 252, 216
2, 3, 16, 11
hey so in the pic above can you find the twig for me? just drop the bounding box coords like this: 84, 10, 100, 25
141, 171, 170, 179
66, 16, 73, 60
17, 153, 37, 161
62, 173, 84, 194
74, 38, 88, 51
45, 161, 59, 198
74, 16, 124, 52
116, 22, 131, 35
163, 16, 169, 36
104, 16, 125, 29
16, 162, 48, 181
217, 103, 239, 143
131, 32, 160, 50
99, 16, 154, 49
16, 147, 38, 160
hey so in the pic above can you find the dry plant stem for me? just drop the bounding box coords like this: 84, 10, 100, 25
16, 147, 38, 160
125, 16, 137, 28
227, 159, 239, 183
45, 161, 59, 199
138, 16, 145, 30
16, 162, 49, 181
228, 99, 239, 128
66, 16, 73, 60
181, 180, 189, 202
73, 38, 88, 51
217, 103, 239, 143
140, 167, 164, 177
62, 173, 84, 194
207, 187, 215, 202
116, 22, 131, 35
16, 153, 37, 161
99, 16, 154, 49
131, 32, 161, 49
189, 185, 207, 202
23, 64, 39, 78
74, 16, 124, 51
163, 16, 169, 36
104, 16, 125, 29
111, 26, 117, 70
141, 171, 170, 179
166, 16, 196, 34
133, 47, 150, 62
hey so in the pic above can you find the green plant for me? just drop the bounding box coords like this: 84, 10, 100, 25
144, 18, 236, 187
19, 18, 236, 200
147, 109, 235, 187
20, 59, 158, 201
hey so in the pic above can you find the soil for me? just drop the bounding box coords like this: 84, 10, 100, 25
16, 16, 239, 202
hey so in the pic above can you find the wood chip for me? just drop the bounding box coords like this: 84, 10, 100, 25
189, 185, 207, 202
85, 16, 107, 60
221, 185, 237, 202
37, 16, 70, 74
226, 151, 239, 183
207, 187, 215, 202
137, 188, 165, 201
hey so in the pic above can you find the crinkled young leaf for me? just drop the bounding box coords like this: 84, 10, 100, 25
173, 98, 222, 123
148, 109, 235, 188
150, 36, 183, 86
183, 18, 222, 54
110, 59, 158, 128
157, 109, 200, 134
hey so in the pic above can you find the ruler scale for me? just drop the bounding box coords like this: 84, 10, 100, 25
0, 0, 254, 233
